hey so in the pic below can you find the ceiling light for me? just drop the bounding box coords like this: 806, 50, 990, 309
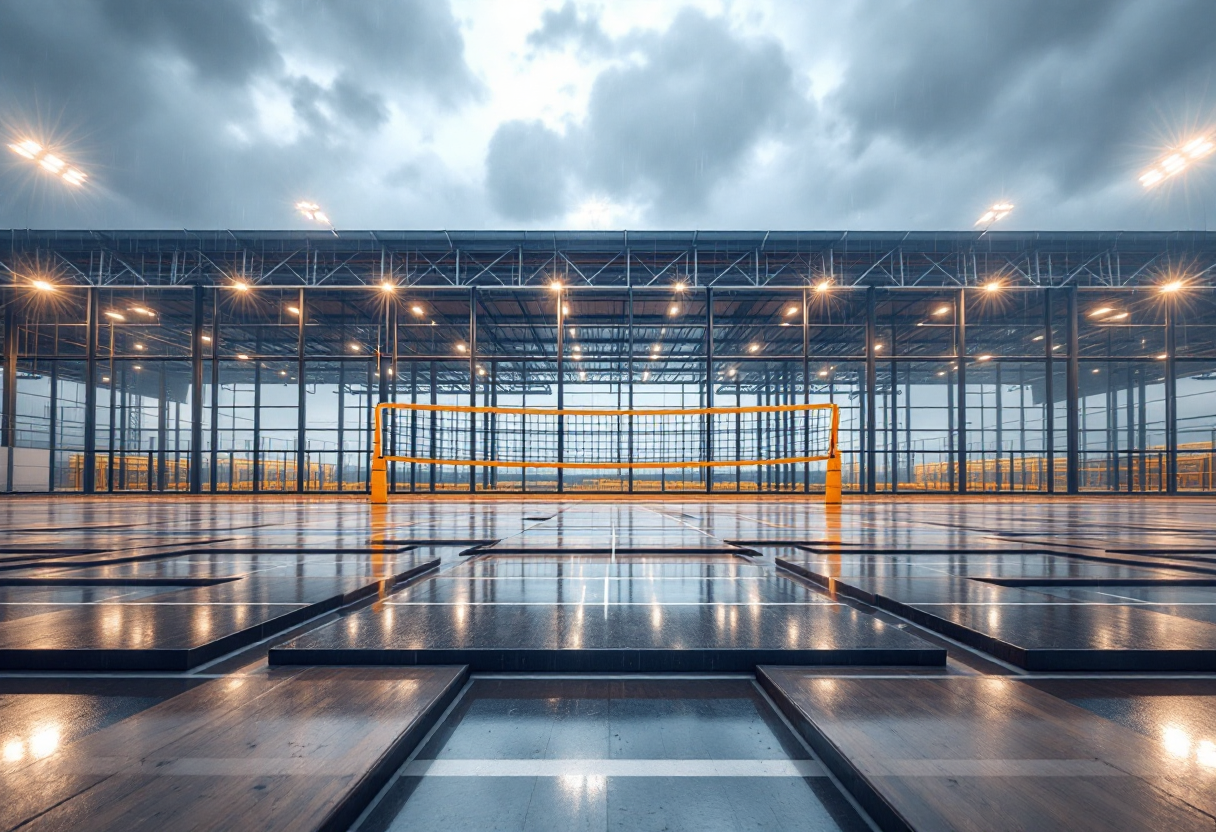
549, 280, 563, 292
1159, 279, 1185, 294
727, 368, 736, 377
1032, 334, 1044, 341
873, 343, 883, 352
8, 139, 42, 159
380, 281, 396, 293
455, 343, 467, 353
411, 304, 424, 316
134, 343, 145, 351
232, 281, 250, 292
31, 279, 55, 292
130, 306, 155, 316
984, 281, 1002, 293
349, 343, 360, 352
818, 370, 828, 377
104, 311, 125, 321
669, 304, 680, 316
815, 280, 831, 293
287, 306, 300, 315
748, 343, 760, 353
932, 305, 951, 316
201, 335, 212, 343
977, 354, 992, 361
1088, 307, 1113, 318
237, 353, 250, 360
673, 281, 686, 292
785, 305, 799, 317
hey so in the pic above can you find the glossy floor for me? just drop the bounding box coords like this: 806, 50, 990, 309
1, 495, 1216, 831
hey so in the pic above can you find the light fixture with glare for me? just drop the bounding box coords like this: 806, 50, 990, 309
411, 304, 424, 317
815, 280, 831, 294
349, 343, 360, 352
232, 281, 250, 292
673, 281, 686, 292
380, 281, 396, 293
984, 281, 1002, 294
104, 311, 125, 321
976, 202, 1014, 226
977, 354, 993, 361
237, 353, 250, 360
549, 280, 563, 292
296, 201, 332, 226
287, 306, 300, 315
31, 279, 56, 292
1140, 136, 1215, 187
933, 305, 951, 316
1159, 279, 1185, 294
669, 304, 680, 316
8, 139, 88, 186
748, 343, 760, 353
455, 343, 467, 353
1088, 307, 1113, 318
785, 305, 799, 317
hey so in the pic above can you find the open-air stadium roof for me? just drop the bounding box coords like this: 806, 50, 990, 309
4, 229, 1216, 288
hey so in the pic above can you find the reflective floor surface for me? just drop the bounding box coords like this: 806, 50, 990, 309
1, 495, 1215, 830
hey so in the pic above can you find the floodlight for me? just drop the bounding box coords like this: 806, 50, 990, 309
9, 139, 88, 186
296, 201, 332, 226
1140, 135, 1215, 187
984, 281, 1002, 293
232, 281, 250, 292
380, 281, 396, 293
8, 139, 41, 159
976, 202, 1014, 226
673, 281, 686, 292
815, 280, 831, 293
31, 279, 55, 292
549, 280, 563, 291
1159, 279, 1185, 294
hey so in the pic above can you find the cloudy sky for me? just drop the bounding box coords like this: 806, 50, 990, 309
2, 0, 1215, 231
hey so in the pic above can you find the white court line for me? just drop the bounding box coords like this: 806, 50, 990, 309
401, 759, 825, 778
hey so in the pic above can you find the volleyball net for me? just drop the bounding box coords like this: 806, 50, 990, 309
370, 402, 840, 503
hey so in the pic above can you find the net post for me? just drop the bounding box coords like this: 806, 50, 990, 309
825, 404, 842, 506
371, 403, 388, 505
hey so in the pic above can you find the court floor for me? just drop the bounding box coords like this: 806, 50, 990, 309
2, 495, 1216, 831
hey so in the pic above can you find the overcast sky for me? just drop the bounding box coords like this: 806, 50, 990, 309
2, 0, 1215, 231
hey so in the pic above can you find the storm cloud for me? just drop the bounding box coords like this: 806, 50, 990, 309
1, 1, 1214, 231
